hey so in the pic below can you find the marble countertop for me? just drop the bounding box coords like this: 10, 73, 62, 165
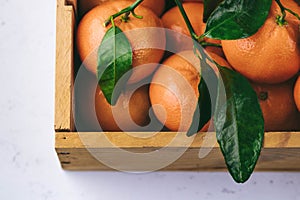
0, 0, 299, 199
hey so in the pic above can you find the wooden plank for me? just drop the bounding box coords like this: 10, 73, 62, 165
55, 131, 300, 171
56, 131, 300, 148
55, 131, 218, 148
56, 147, 226, 171
56, 147, 300, 171
55, 0, 75, 131
66, 0, 78, 16
264, 132, 300, 148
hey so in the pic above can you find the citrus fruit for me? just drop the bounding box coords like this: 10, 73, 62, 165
162, 2, 204, 38
77, 1, 166, 84
161, 2, 221, 53
207, 51, 232, 70
204, 46, 225, 58
150, 51, 200, 131
294, 75, 300, 111
95, 85, 151, 131
149, 50, 230, 131
79, 0, 165, 17
222, 0, 300, 84
138, 0, 165, 16
251, 79, 300, 131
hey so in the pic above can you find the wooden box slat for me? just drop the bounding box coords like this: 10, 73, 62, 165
55, 132, 300, 171
55, 0, 75, 131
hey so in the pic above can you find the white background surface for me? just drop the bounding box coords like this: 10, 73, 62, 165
0, 0, 300, 199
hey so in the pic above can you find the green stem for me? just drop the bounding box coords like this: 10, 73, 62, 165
285, 7, 300, 21
103, 0, 144, 27
174, 0, 202, 41
200, 42, 222, 47
174, 0, 217, 73
110, 16, 115, 27
275, 0, 287, 25
275, 0, 300, 25
174, 0, 208, 47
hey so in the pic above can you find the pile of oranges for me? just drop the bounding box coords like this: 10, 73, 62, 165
76, 0, 300, 132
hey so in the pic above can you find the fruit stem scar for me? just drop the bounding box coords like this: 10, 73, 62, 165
258, 91, 268, 101
103, 0, 144, 27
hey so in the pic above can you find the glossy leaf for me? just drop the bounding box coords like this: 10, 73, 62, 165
97, 26, 132, 105
187, 79, 212, 136
214, 66, 264, 183
204, 0, 272, 39
187, 47, 218, 136
203, 0, 224, 22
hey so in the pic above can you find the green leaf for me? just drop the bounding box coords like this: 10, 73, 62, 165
214, 66, 264, 183
97, 26, 132, 105
203, 0, 224, 22
187, 79, 213, 136
187, 47, 218, 136
165, 0, 176, 12
204, 0, 272, 40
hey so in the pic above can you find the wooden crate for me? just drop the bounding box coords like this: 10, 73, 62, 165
55, 0, 300, 171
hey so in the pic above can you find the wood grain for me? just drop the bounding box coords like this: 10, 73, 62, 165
55, 131, 300, 171
55, 0, 75, 131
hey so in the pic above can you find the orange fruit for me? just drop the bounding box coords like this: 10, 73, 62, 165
138, 0, 165, 16
162, 2, 203, 38
161, 2, 221, 53
204, 46, 225, 58
207, 51, 232, 70
149, 50, 230, 131
251, 79, 300, 131
79, 0, 166, 17
95, 85, 151, 131
294, 75, 300, 111
77, 1, 166, 84
222, 0, 300, 84
150, 51, 200, 131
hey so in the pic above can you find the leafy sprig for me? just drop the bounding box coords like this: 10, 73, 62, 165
175, 0, 267, 183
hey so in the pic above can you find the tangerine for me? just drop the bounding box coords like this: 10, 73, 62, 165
294, 75, 300, 111
149, 50, 230, 131
77, 1, 165, 84
252, 79, 300, 131
161, 2, 221, 53
79, 0, 166, 17
221, 0, 300, 84
95, 85, 151, 131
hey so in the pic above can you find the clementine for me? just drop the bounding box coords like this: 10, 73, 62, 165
149, 50, 230, 131
95, 85, 151, 131
252, 79, 300, 131
222, 0, 300, 84
77, 1, 165, 84
161, 2, 221, 53
138, 0, 165, 16
294, 75, 300, 111
78, 0, 166, 17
